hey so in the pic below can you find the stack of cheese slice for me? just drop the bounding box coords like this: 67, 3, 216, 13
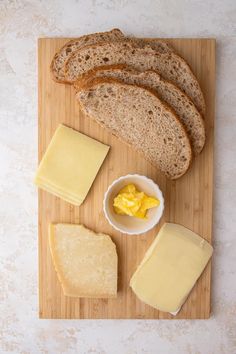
49, 223, 118, 298
34, 124, 109, 206
130, 223, 213, 314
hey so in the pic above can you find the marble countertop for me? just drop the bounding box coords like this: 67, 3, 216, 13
0, 0, 235, 353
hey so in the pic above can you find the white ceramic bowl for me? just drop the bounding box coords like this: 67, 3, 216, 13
103, 174, 164, 235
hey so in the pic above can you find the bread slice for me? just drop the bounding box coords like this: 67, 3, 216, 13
74, 65, 205, 155
51, 31, 173, 83
51, 29, 124, 82
65, 41, 205, 115
76, 77, 192, 179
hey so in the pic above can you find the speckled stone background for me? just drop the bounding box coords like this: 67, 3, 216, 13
0, 0, 236, 353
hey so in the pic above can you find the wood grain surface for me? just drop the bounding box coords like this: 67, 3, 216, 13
38, 38, 215, 319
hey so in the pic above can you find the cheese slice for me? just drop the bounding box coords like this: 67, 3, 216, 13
130, 223, 213, 313
49, 223, 118, 298
35, 124, 109, 206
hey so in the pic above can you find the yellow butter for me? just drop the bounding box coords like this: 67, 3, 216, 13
34, 124, 109, 206
49, 224, 118, 298
130, 223, 213, 313
113, 184, 159, 219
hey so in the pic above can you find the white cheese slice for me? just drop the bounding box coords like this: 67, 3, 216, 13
49, 223, 118, 298
130, 223, 213, 313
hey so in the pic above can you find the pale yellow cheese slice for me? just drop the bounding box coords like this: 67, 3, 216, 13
49, 224, 118, 298
130, 223, 213, 313
35, 124, 110, 206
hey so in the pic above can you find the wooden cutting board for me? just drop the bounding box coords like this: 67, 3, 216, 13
38, 38, 215, 319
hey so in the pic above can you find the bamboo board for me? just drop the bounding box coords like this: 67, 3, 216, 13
38, 38, 215, 319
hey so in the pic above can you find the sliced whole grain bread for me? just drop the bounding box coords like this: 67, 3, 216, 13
74, 64, 205, 154
51, 30, 173, 83
76, 77, 192, 179
65, 41, 205, 115
51, 29, 124, 82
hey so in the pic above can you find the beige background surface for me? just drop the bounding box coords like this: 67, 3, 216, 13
0, 0, 235, 353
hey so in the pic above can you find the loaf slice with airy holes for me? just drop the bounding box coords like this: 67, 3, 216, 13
51, 30, 173, 83
65, 41, 205, 115
76, 77, 192, 179
74, 64, 205, 155
50, 29, 124, 82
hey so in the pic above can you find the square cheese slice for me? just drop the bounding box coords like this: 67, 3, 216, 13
130, 223, 213, 313
35, 124, 110, 206
49, 223, 118, 298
